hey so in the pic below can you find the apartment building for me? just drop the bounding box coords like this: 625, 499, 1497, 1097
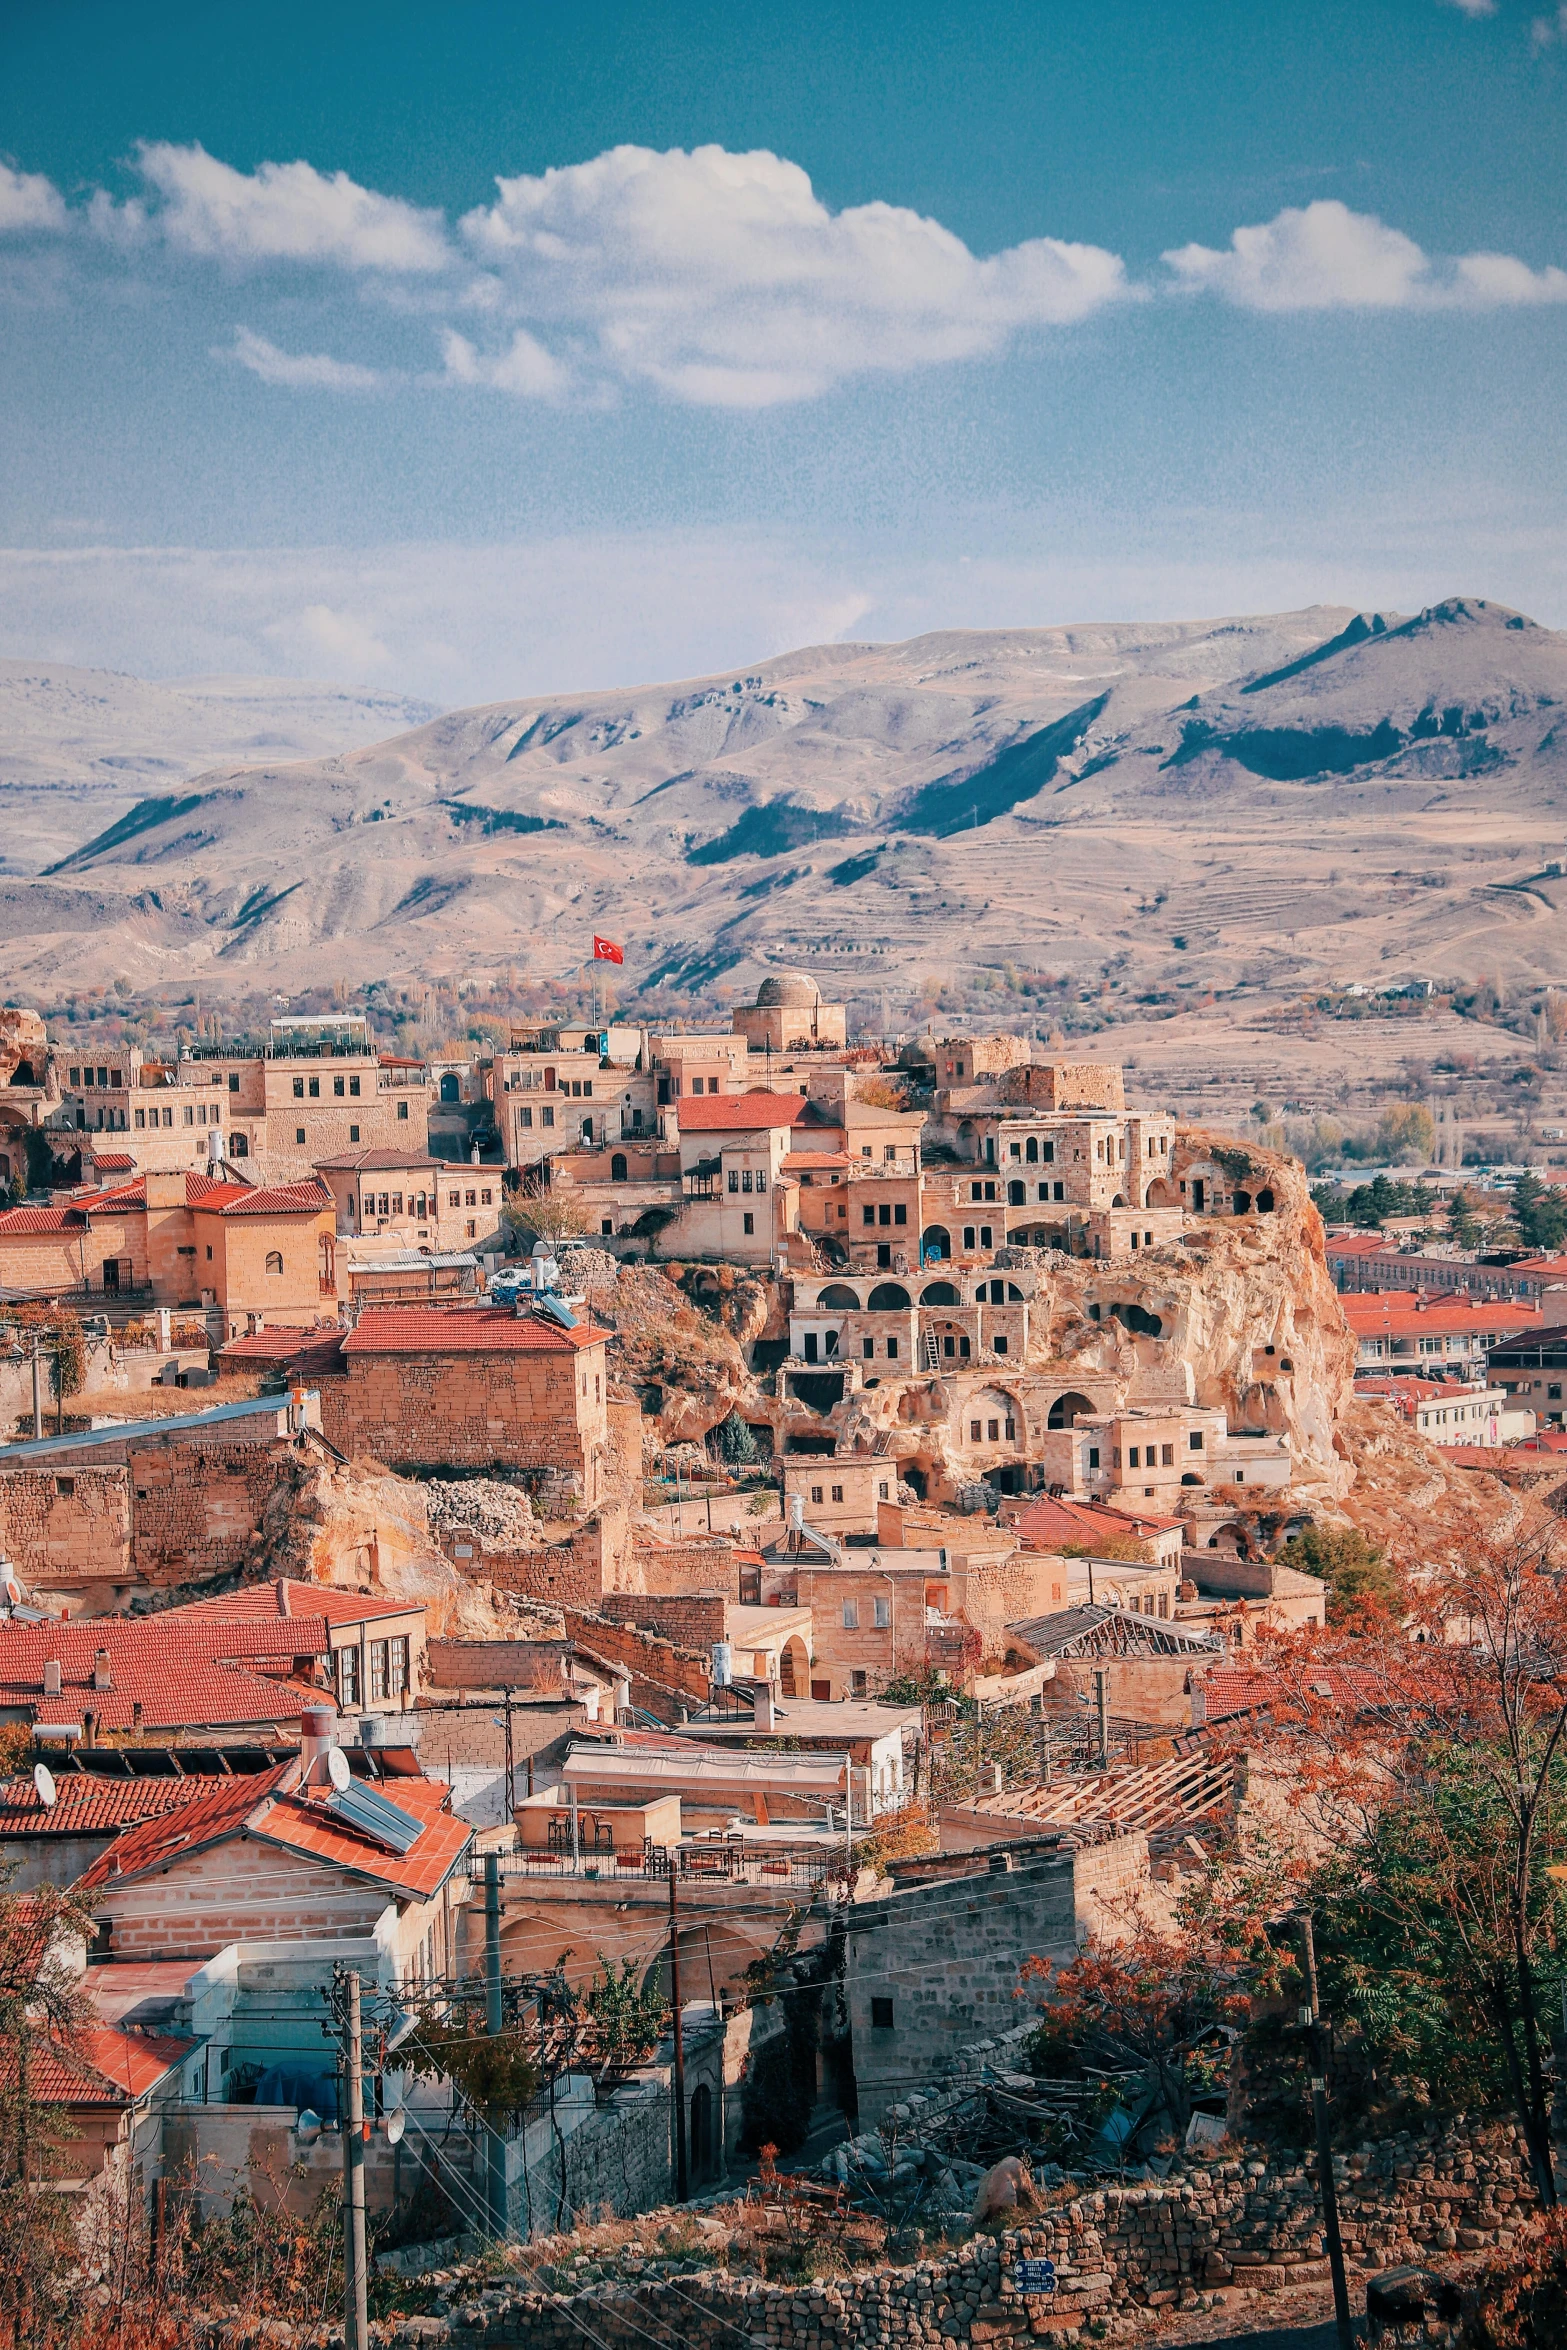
1340, 1289, 1542, 1376
485, 1023, 653, 1171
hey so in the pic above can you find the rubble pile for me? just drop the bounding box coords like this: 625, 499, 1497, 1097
423, 1477, 539, 1554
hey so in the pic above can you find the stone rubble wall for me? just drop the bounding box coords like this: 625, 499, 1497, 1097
394, 2119, 1536, 2347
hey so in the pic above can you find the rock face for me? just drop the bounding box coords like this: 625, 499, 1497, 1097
260, 1457, 514, 1637
0, 1005, 49, 1086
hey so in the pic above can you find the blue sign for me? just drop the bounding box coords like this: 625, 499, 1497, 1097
1012, 2260, 1057, 2296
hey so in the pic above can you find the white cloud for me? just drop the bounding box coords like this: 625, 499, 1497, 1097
456, 143, 1132, 406
439, 326, 567, 399
1531, 4, 1567, 45
1164, 199, 1567, 311
135, 141, 451, 272
223, 326, 386, 390
262, 602, 392, 677
0, 162, 67, 234
1443, 0, 1496, 17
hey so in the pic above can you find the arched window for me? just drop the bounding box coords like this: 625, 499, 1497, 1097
818, 1283, 861, 1309
440, 1072, 460, 1103
1025, 1136, 1038, 1163
867, 1282, 911, 1311
1007, 1180, 1025, 1206
1047, 1391, 1093, 1429
920, 1281, 961, 1305
921, 1224, 951, 1261
264, 1250, 284, 1276
611, 1153, 628, 1181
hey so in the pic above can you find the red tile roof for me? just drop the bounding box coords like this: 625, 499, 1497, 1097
75, 1765, 292, 1891
1341, 1291, 1541, 1339
75, 1756, 469, 1900
675, 1093, 809, 1132
0, 1772, 221, 1837
0, 1625, 324, 1731
217, 1328, 345, 1374
342, 1305, 607, 1355
165, 1577, 417, 1630
9, 2027, 190, 2108
200, 1180, 333, 1219
1011, 1493, 1183, 1549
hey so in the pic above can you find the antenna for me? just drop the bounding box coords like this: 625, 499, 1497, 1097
383, 2107, 406, 2145
326, 1746, 352, 1793
33, 1763, 56, 1809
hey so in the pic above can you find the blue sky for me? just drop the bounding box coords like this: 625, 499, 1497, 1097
3, 0, 1566, 704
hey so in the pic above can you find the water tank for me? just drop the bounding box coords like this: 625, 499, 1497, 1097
710, 1642, 733, 1689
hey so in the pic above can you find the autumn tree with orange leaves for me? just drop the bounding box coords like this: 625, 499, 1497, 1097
1265, 1505, 1567, 2208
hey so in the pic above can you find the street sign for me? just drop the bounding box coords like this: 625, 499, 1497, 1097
1012, 2259, 1057, 2296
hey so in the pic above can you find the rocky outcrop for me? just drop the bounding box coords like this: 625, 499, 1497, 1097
259, 1454, 514, 1636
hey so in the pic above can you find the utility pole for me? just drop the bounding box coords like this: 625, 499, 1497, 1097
338, 1969, 369, 2350
484, 1853, 507, 2236
502, 1693, 515, 1819
30, 1341, 43, 1441
668, 1869, 688, 2202
1094, 1666, 1111, 1771
1296, 1914, 1354, 2350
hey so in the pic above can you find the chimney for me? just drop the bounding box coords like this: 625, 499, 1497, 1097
298, 1703, 339, 1783
276, 1579, 291, 1617
93, 1649, 112, 1692
753, 1681, 776, 1734
43, 1658, 61, 1697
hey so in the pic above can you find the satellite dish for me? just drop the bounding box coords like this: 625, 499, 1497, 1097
33, 1763, 56, 1810
326, 1746, 352, 1793
295, 2108, 321, 2144
384, 2107, 406, 2146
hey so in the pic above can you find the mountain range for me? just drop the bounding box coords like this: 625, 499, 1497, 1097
2, 598, 1564, 1017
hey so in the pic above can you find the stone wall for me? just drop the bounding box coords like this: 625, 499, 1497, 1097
596, 1590, 730, 1648
563, 1606, 712, 1717
422, 2119, 1538, 2348
0, 1437, 302, 1604
318, 1341, 606, 1502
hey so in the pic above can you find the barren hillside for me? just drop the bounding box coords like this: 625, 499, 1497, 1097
2, 599, 1564, 1021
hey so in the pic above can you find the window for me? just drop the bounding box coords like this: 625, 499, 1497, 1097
349, 1076, 361, 1097
541, 1106, 554, 1128
231, 1133, 248, 1156
398, 1100, 409, 1121
264, 1250, 283, 1275
811, 1484, 824, 1504
228, 1072, 239, 1093
336, 1646, 361, 1706
980, 1226, 992, 1248
886, 1336, 898, 1359
970, 1419, 982, 1440
988, 1419, 1000, 1441
1053, 1181, 1065, 1200
293, 1078, 305, 1098
873, 1596, 891, 1628
963, 1226, 975, 1249
466, 1220, 476, 1238
851, 1669, 869, 1696
756, 1169, 766, 1193
894, 1203, 906, 1225
691, 1077, 704, 1095
842, 1599, 859, 1629
1088, 1445, 1100, 1469
863, 1205, 875, 1226
296, 1127, 306, 1145
55, 1475, 74, 1497
742, 1169, 754, 1194
863, 1337, 874, 1359
349, 1124, 360, 1143
481, 1189, 493, 1207
387, 1635, 409, 1696
970, 1180, 983, 1201
995, 1335, 1008, 1354
870, 1997, 895, 2031
183, 1105, 194, 1126
466, 1190, 476, 1207
1009, 1141, 1021, 1160
334, 1077, 345, 1098
69, 1067, 80, 1087
449, 1191, 460, 1207
831, 1483, 844, 1503
878, 1481, 889, 1500
519, 1105, 533, 1128
368, 1642, 389, 1702
1008, 1181, 1025, 1206
1005, 1417, 1015, 1438
134, 1108, 145, 1128
728, 1169, 740, 1193
1162, 1443, 1174, 1466
743, 1211, 754, 1235
309, 1077, 320, 1098
1189, 1431, 1204, 1450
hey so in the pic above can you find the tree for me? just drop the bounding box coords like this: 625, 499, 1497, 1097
499, 1190, 596, 1257
1285, 1511, 1567, 2207
1376, 1102, 1435, 1162
1020, 1851, 1295, 2139
1448, 1186, 1487, 1252
1276, 1524, 1402, 1627
1511, 1173, 1567, 1257
1251, 1099, 1274, 1127
0, 1873, 95, 2345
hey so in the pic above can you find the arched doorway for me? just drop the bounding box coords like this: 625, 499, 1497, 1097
779, 1635, 808, 1697
1256, 1188, 1275, 1213
1146, 1179, 1180, 1208
440, 1072, 460, 1103
1233, 1190, 1252, 1214
921, 1225, 951, 1261
867, 1282, 911, 1310
1047, 1391, 1092, 1429
611, 1153, 628, 1181
818, 1283, 861, 1309
920, 1280, 961, 1305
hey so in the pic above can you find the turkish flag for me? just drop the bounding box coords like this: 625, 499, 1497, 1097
592, 936, 624, 964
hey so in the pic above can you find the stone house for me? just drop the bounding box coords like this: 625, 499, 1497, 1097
731, 971, 847, 1056
313, 1145, 452, 1249
67, 1018, 434, 1186
486, 1023, 653, 1170
318, 1303, 610, 1503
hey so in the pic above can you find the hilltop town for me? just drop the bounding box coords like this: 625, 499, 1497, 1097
0, 975, 1564, 2345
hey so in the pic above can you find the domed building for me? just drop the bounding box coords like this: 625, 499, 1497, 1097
731, 969, 848, 1055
